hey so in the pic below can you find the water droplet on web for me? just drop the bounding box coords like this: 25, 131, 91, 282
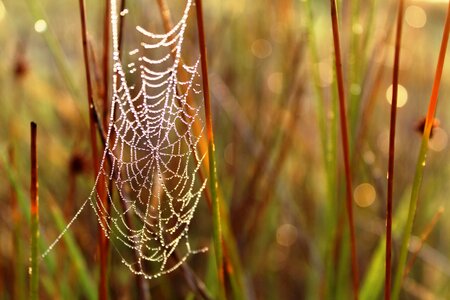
120, 9, 129, 16
42, 0, 207, 280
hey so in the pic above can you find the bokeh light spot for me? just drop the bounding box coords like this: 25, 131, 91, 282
352, 23, 363, 35
276, 224, 298, 247
267, 72, 283, 94
386, 84, 408, 108
429, 127, 448, 152
354, 183, 376, 208
34, 19, 47, 33
405, 5, 427, 29
318, 60, 333, 87
251, 39, 272, 59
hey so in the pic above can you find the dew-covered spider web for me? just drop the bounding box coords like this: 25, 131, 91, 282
43, 0, 208, 279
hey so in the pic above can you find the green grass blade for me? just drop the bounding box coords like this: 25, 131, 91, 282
392, 2, 450, 298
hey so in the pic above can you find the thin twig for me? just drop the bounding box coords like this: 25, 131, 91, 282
329, 1, 359, 298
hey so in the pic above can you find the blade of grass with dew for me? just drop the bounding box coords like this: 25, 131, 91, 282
30, 122, 39, 300
329, 0, 359, 297
386, 1, 405, 299
194, 0, 225, 298
392, 2, 450, 298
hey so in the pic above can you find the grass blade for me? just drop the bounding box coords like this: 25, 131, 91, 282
392, 2, 450, 298
194, 0, 225, 297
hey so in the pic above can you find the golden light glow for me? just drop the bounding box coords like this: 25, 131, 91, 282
354, 183, 376, 208
429, 128, 448, 151
386, 84, 408, 108
267, 72, 283, 94
34, 19, 47, 33
276, 224, 298, 247
405, 5, 427, 28
251, 39, 272, 59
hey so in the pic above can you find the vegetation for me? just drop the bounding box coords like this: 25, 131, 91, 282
1, 0, 450, 299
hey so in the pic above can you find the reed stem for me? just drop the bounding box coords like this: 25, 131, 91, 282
78, 1, 109, 299
194, 0, 225, 297
385, 1, 404, 299
30, 122, 39, 300
329, 1, 359, 298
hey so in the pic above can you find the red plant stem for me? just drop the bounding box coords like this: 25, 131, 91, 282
78, 1, 109, 299
30, 122, 39, 300
194, 0, 225, 294
329, 1, 359, 298
424, 0, 450, 135
118, 0, 126, 60
385, 1, 404, 299
102, 0, 110, 127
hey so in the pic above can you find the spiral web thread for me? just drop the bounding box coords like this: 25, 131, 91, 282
43, 0, 207, 279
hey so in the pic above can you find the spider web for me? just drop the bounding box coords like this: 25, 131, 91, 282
43, 0, 207, 279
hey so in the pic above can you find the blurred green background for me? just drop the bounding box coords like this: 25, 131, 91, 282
2, 0, 450, 299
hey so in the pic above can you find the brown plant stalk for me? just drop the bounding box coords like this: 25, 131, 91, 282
78, 1, 109, 299
329, 0, 359, 298
385, 1, 404, 299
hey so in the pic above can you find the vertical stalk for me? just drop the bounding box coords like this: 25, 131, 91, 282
329, 1, 359, 298
194, 0, 225, 297
102, 0, 110, 127
118, 0, 127, 60
385, 1, 404, 299
78, 1, 109, 299
30, 122, 39, 300
392, 1, 450, 298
